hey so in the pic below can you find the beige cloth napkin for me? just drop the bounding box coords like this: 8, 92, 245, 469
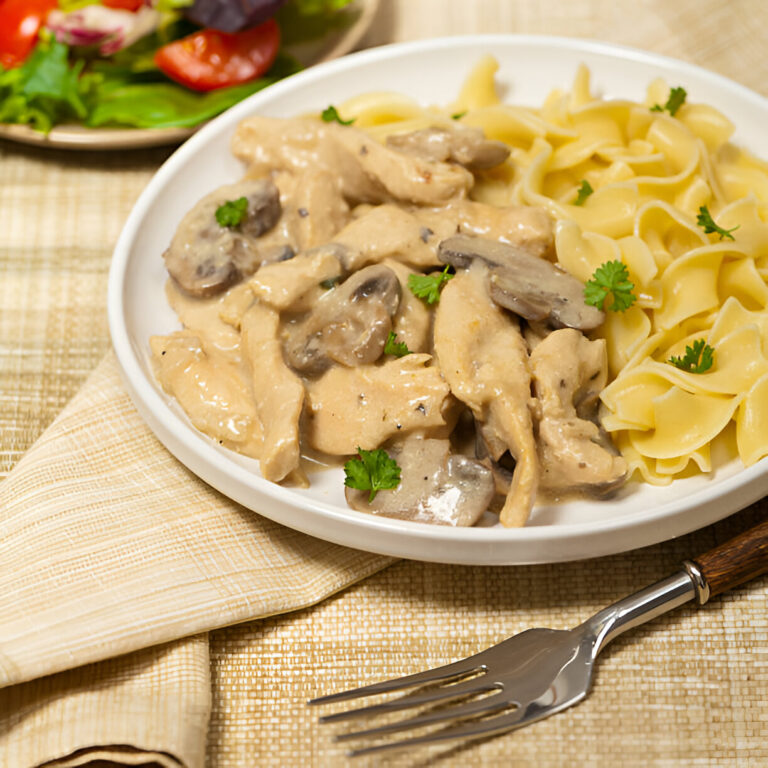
0, 352, 392, 767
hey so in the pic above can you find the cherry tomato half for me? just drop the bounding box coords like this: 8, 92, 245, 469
101, 0, 146, 10
154, 18, 280, 92
0, 0, 59, 69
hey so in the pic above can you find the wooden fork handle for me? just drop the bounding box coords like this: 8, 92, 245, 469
687, 516, 768, 602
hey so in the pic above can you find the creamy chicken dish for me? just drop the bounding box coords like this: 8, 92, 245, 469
151, 111, 627, 529
151, 60, 768, 528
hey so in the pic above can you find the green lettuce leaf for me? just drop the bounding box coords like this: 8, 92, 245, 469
87, 52, 300, 129
0, 39, 99, 132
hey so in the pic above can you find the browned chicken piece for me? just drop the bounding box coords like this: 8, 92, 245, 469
232, 116, 474, 206
332, 204, 457, 271
529, 329, 627, 495
417, 201, 554, 260
304, 354, 454, 455
150, 331, 261, 457
383, 258, 433, 354
345, 435, 495, 526
456, 201, 554, 259
433, 266, 539, 527
271, 168, 350, 251
240, 302, 305, 482
248, 245, 342, 312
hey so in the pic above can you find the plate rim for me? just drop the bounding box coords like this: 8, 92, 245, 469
108, 33, 768, 564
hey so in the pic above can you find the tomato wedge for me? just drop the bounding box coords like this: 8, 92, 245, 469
154, 19, 280, 92
101, 0, 146, 10
0, 0, 59, 69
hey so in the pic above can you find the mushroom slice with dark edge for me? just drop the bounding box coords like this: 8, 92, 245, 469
163, 178, 281, 298
438, 234, 604, 331
283, 264, 401, 374
386, 125, 510, 171
345, 436, 495, 526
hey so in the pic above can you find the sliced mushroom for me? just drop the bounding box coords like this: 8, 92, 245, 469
304, 354, 454, 455
386, 125, 510, 171
283, 264, 401, 374
345, 436, 494, 526
163, 179, 281, 297
438, 234, 604, 331
529, 328, 627, 495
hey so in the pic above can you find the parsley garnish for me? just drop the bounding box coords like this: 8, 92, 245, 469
343, 447, 401, 502
696, 205, 739, 241
408, 265, 454, 305
668, 339, 715, 373
451, 110, 467, 120
320, 276, 341, 290
321, 105, 355, 125
650, 86, 687, 116
215, 197, 248, 228
584, 260, 637, 312
573, 179, 594, 206
384, 331, 411, 358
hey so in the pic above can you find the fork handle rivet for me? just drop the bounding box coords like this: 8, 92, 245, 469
682, 560, 710, 605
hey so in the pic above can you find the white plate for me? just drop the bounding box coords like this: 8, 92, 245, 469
108, 35, 768, 565
0, 0, 379, 150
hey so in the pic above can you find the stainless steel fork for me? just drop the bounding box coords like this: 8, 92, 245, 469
309, 518, 768, 757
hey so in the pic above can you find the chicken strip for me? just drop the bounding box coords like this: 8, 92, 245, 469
529, 329, 627, 494
434, 266, 539, 526
240, 302, 305, 482
232, 116, 473, 206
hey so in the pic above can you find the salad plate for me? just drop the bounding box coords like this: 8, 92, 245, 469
108, 35, 768, 565
0, 0, 379, 150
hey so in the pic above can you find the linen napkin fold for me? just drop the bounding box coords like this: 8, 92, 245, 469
0, 351, 392, 766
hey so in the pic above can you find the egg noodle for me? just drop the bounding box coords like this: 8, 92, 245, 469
334, 56, 768, 485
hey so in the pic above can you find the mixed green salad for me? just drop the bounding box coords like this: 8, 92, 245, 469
0, 0, 355, 132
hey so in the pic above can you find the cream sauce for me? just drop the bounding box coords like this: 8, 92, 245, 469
152, 115, 623, 528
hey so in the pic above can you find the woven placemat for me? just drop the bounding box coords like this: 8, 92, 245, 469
2, 1, 768, 764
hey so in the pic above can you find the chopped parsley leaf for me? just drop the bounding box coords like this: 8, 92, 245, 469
584, 260, 637, 312
321, 105, 355, 125
696, 205, 739, 241
408, 265, 454, 305
343, 447, 401, 502
668, 339, 715, 373
215, 197, 248, 228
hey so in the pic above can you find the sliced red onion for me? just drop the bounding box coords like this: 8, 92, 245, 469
183, 0, 289, 33
46, 6, 160, 56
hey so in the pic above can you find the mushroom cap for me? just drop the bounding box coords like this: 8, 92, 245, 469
438, 234, 604, 331
283, 263, 402, 374
345, 437, 495, 527
386, 125, 511, 171
163, 178, 281, 297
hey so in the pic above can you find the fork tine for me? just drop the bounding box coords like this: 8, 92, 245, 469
346, 703, 530, 757
308, 656, 486, 706
335, 690, 510, 741
318, 675, 500, 723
